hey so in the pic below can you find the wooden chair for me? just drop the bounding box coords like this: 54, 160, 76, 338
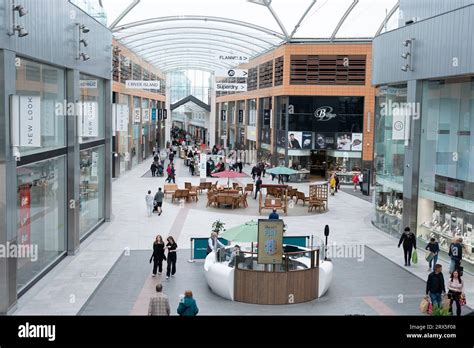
188, 187, 198, 202
244, 183, 253, 195
295, 191, 310, 206
172, 189, 189, 203
184, 182, 192, 190
288, 188, 298, 200
164, 184, 178, 198
308, 199, 326, 213
206, 192, 217, 207
238, 193, 248, 208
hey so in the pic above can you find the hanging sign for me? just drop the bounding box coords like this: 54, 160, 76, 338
151, 108, 157, 121
134, 108, 141, 123
11, 95, 42, 147
81, 102, 99, 137
142, 108, 151, 122
115, 104, 129, 132
215, 69, 248, 78
216, 54, 249, 64
162, 109, 167, 120
215, 83, 247, 92
126, 80, 161, 89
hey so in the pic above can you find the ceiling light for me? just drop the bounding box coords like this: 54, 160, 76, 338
13, 4, 28, 17
80, 25, 90, 34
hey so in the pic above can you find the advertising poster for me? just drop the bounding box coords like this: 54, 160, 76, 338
288, 132, 302, 149
336, 133, 352, 150
315, 133, 335, 149
257, 219, 284, 264
18, 185, 31, 245
221, 110, 227, 121
302, 132, 312, 149
351, 133, 363, 151
82, 102, 99, 137
261, 128, 271, 144
151, 108, 157, 122
238, 110, 244, 123
163, 109, 167, 120
115, 104, 129, 132
263, 109, 271, 126
142, 108, 150, 122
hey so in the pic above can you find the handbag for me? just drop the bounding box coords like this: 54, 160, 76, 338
425, 251, 434, 262
419, 296, 429, 314
411, 250, 418, 264
441, 294, 451, 310
460, 294, 466, 306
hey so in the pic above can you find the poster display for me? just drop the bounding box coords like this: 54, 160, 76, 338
133, 108, 141, 123
142, 108, 150, 122
288, 132, 302, 149
315, 133, 335, 149
302, 132, 312, 149
258, 219, 284, 264
351, 133, 363, 151
18, 185, 31, 245
115, 104, 129, 132
81, 102, 98, 137
336, 133, 352, 150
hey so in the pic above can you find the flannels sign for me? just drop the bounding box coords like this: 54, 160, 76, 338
314, 106, 336, 121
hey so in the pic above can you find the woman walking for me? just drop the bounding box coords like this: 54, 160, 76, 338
448, 270, 464, 316
166, 236, 178, 279
177, 290, 199, 316
398, 227, 416, 266
150, 235, 166, 276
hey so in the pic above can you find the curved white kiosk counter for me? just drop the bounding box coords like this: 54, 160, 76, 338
204, 245, 333, 303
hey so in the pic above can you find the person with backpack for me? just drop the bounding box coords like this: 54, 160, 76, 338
398, 227, 417, 266
448, 237, 464, 274
177, 290, 199, 316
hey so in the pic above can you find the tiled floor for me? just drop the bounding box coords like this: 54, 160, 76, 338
13, 155, 474, 315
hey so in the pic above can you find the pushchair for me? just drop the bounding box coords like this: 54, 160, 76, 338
156, 164, 164, 176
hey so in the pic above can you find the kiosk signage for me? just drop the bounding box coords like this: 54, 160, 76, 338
257, 219, 284, 264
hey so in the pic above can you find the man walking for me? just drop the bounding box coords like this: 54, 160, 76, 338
145, 190, 154, 217
254, 176, 262, 200
154, 188, 164, 216
398, 227, 417, 266
448, 237, 464, 274
426, 264, 446, 308
148, 284, 170, 316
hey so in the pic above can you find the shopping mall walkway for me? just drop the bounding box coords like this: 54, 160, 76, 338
14, 156, 473, 315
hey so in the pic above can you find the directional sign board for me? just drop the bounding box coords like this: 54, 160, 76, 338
215, 69, 248, 78
216, 54, 249, 64
215, 82, 247, 92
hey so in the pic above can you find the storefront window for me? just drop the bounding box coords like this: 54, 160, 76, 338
80, 74, 105, 143
79, 146, 105, 238
15, 58, 66, 156
417, 78, 474, 267
373, 85, 407, 235
17, 156, 67, 290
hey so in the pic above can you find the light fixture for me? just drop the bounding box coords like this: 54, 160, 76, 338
80, 24, 90, 33
80, 39, 88, 47
79, 53, 90, 61
401, 52, 410, 59
401, 38, 415, 72
401, 65, 409, 72
13, 4, 28, 17
8, 1, 28, 37
402, 39, 412, 47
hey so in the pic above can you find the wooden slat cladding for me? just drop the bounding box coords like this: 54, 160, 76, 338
119, 55, 131, 84
234, 268, 319, 305
259, 60, 273, 89
247, 67, 258, 91
112, 49, 120, 82
274, 56, 284, 86
290, 55, 366, 85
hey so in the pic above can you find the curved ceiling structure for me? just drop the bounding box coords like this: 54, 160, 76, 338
102, 0, 401, 73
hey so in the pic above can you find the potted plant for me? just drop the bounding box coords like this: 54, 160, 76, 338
430, 305, 450, 316
212, 220, 226, 235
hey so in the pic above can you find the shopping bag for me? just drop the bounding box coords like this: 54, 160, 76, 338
441, 294, 451, 310
411, 250, 418, 264
427, 302, 433, 314
425, 251, 434, 262
419, 296, 429, 314
460, 294, 466, 306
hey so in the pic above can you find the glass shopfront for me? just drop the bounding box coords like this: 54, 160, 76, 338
79, 146, 105, 238
80, 73, 105, 143
417, 77, 474, 267
16, 58, 66, 156
373, 85, 407, 235
16, 156, 67, 290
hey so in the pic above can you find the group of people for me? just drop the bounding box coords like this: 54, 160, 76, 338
148, 285, 199, 316
145, 188, 164, 217
398, 227, 467, 315
251, 162, 267, 180
150, 235, 178, 279
352, 172, 364, 192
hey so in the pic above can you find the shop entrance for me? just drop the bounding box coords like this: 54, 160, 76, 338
310, 150, 327, 179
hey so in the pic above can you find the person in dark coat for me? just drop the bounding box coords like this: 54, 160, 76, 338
177, 290, 199, 316
150, 162, 157, 177
398, 227, 417, 266
254, 176, 262, 199
426, 264, 445, 308
165, 236, 177, 279
150, 235, 166, 276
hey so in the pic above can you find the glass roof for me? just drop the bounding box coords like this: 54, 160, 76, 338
102, 0, 400, 72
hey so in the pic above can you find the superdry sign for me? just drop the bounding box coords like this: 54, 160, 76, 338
215, 83, 247, 92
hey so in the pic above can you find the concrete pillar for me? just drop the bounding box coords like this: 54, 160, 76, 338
0, 49, 18, 314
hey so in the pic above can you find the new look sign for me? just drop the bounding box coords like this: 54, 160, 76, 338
11, 95, 41, 147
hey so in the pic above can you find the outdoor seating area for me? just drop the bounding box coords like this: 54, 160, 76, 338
206, 190, 248, 209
